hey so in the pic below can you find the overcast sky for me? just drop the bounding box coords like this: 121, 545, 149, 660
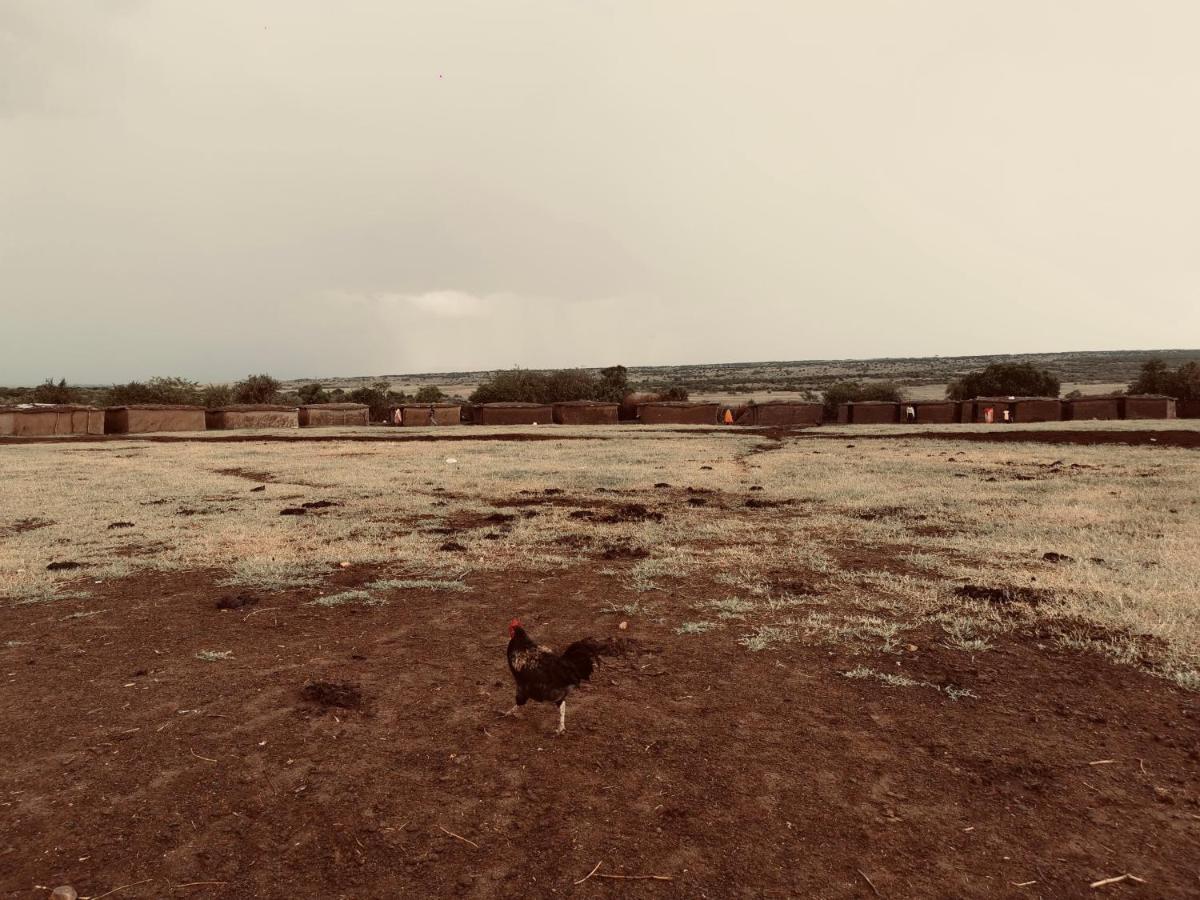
3, 1, 1198, 384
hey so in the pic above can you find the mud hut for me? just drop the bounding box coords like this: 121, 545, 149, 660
636, 401, 720, 425
0, 405, 105, 436
967, 399, 1012, 423
104, 404, 206, 434
1009, 397, 1063, 422
1177, 399, 1200, 419
474, 402, 553, 425
905, 401, 959, 424
838, 401, 900, 425
1119, 395, 1176, 420
736, 401, 822, 427
205, 405, 299, 429
400, 404, 463, 426
553, 401, 619, 425
1065, 396, 1121, 421
298, 403, 369, 427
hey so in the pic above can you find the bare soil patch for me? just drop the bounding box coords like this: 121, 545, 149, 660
2, 566, 1198, 898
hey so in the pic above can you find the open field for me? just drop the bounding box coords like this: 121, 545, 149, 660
276, 348, 1200, 402
3, 427, 1199, 898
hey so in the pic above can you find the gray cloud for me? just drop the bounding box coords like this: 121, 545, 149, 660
2, 1, 1198, 383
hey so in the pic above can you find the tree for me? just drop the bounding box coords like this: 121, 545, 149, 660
233, 374, 281, 404
297, 383, 330, 404
413, 385, 447, 403
595, 365, 629, 402
347, 381, 403, 421
821, 381, 903, 419
946, 364, 1059, 401
1173, 361, 1200, 400
1128, 357, 1199, 399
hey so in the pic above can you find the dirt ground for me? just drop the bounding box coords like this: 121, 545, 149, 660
2, 428, 1198, 899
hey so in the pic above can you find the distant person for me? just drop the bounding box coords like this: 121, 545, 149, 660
392, 408, 403, 425
723, 409, 734, 425
1002, 409, 1011, 423
905, 405, 916, 423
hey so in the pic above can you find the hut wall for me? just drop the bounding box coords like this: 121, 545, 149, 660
475, 404, 553, 425
106, 407, 207, 433
908, 402, 959, 424
1121, 397, 1176, 419
401, 406, 434, 426
1066, 398, 1120, 421
0, 407, 102, 436
553, 403, 619, 425
969, 401, 1010, 423
1011, 399, 1062, 422
836, 404, 851, 424
299, 405, 369, 427
637, 403, 719, 425
400, 405, 462, 426
1177, 399, 1200, 419
849, 403, 900, 424
741, 403, 822, 426
206, 408, 299, 429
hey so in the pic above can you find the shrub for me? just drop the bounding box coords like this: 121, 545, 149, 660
413, 385, 447, 403
32, 378, 76, 404
106, 376, 200, 406
821, 381, 903, 419
202, 384, 233, 408
946, 364, 1059, 401
297, 383, 330, 405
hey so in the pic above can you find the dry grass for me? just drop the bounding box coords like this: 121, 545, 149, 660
2, 427, 1198, 689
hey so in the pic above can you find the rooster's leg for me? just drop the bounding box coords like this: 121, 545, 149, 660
556, 700, 566, 734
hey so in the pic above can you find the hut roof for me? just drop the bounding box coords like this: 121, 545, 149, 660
400, 402, 462, 408
107, 404, 204, 411
974, 396, 1060, 402
638, 401, 716, 408
1122, 393, 1174, 400
479, 402, 552, 408
847, 400, 901, 405
0, 404, 100, 413
298, 402, 368, 410
553, 400, 618, 407
749, 400, 820, 406
210, 404, 298, 412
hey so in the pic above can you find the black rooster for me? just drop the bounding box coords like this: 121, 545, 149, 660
505, 619, 617, 734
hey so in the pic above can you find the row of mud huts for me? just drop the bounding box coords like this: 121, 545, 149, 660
1, 395, 1194, 436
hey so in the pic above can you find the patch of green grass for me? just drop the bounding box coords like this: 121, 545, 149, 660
12, 586, 89, 606
309, 590, 386, 607
196, 650, 233, 661
739, 624, 795, 652
63, 609, 105, 620
368, 578, 469, 592
707, 597, 756, 619
1170, 668, 1200, 692
676, 621, 717, 635
219, 560, 321, 591
843, 666, 977, 700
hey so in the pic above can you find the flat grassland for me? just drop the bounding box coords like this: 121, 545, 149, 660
2, 426, 1199, 898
